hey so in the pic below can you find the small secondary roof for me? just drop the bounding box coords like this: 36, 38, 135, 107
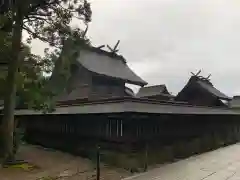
229, 96, 240, 108
137, 85, 173, 98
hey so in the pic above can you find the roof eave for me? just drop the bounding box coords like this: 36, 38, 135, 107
15, 97, 240, 116
219, 97, 232, 101
126, 79, 148, 87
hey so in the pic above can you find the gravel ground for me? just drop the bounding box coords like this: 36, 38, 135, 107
0, 144, 131, 180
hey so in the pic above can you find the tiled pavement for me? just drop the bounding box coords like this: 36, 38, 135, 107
124, 143, 240, 180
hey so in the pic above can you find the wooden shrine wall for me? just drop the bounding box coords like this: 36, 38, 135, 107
20, 113, 240, 148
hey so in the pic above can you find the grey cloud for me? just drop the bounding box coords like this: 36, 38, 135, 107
87, 0, 240, 96
30, 0, 240, 96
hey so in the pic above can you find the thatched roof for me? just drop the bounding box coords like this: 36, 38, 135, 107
176, 76, 231, 102
137, 85, 173, 98
196, 80, 230, 100
77, 48, 147, 86
49, 39, 147, 98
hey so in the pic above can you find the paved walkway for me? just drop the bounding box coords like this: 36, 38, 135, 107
124, 143, 240, 180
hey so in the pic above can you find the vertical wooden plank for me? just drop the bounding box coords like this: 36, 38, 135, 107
120, 119, 123, 137
62, 120, 64, 134
116, 119, 119, 137
65, 122, 67, 134
109, 119, 112, 137
106, 120, 108, 137
136, 123, 139, 138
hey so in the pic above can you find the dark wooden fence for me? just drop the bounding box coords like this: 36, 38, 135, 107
19, 113, 240, 171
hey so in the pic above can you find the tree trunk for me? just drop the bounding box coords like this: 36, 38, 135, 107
1, 3, 23, 161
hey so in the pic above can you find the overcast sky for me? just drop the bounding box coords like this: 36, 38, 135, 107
31, 0, 240, 96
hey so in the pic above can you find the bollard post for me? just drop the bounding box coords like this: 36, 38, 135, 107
144, 143, 148, 172
96, 146, 100, 180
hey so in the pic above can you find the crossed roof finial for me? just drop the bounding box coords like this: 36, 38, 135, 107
191, 70, 201, 76
191, 70, 211, 81
107, 40, 120, 54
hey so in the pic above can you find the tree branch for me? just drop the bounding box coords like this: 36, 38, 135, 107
24, 16, 52, 25
22, 25, 49, 43
25, 0, 59, 17
28, 12, 52, 17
